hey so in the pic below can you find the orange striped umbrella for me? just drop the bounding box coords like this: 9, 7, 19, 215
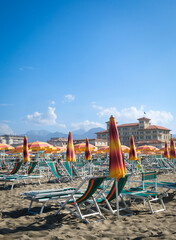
85, 138, 91, 160
74, 142, 97, 153
97, 146, 109, 154
129, 136, 138, 161
163, 142, 170, 158
29, 141, 53, 151
0, 143, 14, 150
121, 145, 130, 153
136, 145, 159, 153
109, 115, 126, 179
23, 136, 30, 163
66, 132, 76, 162
170, 138, 176, 159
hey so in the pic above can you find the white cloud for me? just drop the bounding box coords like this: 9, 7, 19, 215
26, 107, 57, 126
71, 120, 105, 131
64, 94, 75, 102
92, 103, 173, 125
0, 123, 15, 135
19, 66, 34, 71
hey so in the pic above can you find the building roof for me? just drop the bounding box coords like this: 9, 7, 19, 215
96, 130, 108, 134
146, 125, 171, 131
117, 123, 139, 127
137, 117, 151, 121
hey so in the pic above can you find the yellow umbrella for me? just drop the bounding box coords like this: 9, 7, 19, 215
129, 136, 138, 161
0, 143, 14, 150
29, 141, 53, 151
23, 136, 30, 163
85, 138, 91, 160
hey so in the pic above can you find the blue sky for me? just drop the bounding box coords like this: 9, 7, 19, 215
1, 0, 176, 135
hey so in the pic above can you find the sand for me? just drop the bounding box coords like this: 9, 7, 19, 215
0, 171, 175, 240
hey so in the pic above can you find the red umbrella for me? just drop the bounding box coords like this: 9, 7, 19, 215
163, 142, 170, 159
109, 115, 126, 179
23, 136, 30, 163
129, 136, 138, 161
170, 138, 176, 159
85, 138, 91, 160
109, 115, 126, 217
66, 132, 76, 162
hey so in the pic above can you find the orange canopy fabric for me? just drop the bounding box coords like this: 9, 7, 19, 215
23, 136, 30, 163
109, 116, 126, 179
85, 138, 91, 160
29, 141, 52, 151
121, 145, 130, 153
74, 142, 97, 153
136, 145, 159, 152
0, 143, 14, 150
170, 138, 176, 159
66, 132, 76, 162
163, 142, 170, 159
129, 135, 138, 161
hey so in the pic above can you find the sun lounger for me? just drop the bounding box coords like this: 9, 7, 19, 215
55, 176, 106, 223
0, 174, 42, 190
121, 171, 166, 214
46, 161, 70, 182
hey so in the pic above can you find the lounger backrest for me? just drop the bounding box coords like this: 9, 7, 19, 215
142, 171, 157, 181
10, 161, 22, 175
63, 161, 77, 177
70, 177, 106, 204
100, 175, 129, 204
47, 161, 62, 177
28, 161, 37, 174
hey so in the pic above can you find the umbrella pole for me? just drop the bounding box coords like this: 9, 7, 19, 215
71, 162, 72, 182
115, 179, 119, 217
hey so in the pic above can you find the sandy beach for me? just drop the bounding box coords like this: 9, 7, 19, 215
0, 171, 175, 240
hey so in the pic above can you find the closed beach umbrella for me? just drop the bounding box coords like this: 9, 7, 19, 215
109, 115, 126, 179
170, 138, 176, 159
129, 136, 138, 161
66, 132, 76, 162
85, 138, 91, 160
109, 115, 126, 217
163, 142, 170, 159
23, 136, 30, 163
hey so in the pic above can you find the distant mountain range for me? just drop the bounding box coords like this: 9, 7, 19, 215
25, 127, 105, 142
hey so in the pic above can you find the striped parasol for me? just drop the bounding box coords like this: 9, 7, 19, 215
74, 142, 97, 153
66, 132, 76, 162
29, 141, 53, 151
23, 136, 30, 163
85, 138, 91, 160
109, 115, 126, 179
129, 135, 138, 161
0, 143, 14, 150
163, 142, 170, 159
170, 138, 176, 159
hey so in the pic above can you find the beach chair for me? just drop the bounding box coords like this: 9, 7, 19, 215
55, 176, 106, 223
0, 158, 6, 169
21, 187, 79, 215
121, 171, 166, 214
61, 161, 80, 179
94, 175, 134, 215
9, 160, 23, 175
27, 161, 38, 175
46, 161, 70, 182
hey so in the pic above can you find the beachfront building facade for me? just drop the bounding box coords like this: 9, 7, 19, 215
47, 137, 108, 149
47, 137, 68, 147
0, 135, 24, 147
96, 117, 171, 149
73, 138, 108, 149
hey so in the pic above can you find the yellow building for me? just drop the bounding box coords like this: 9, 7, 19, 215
96, 117, 171, 149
